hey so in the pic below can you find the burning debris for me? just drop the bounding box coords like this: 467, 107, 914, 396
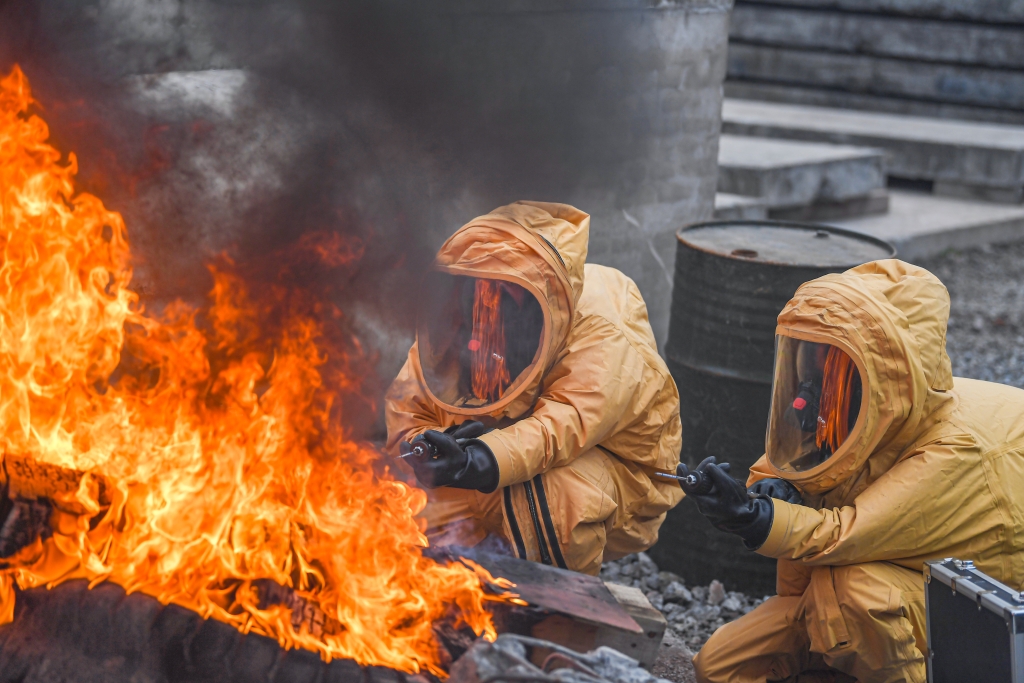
0, 64, 516, 675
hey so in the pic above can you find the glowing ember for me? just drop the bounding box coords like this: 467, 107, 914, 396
0, 65, 508, 675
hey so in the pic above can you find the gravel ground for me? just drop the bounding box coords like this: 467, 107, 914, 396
600, 552, 768, 652
918, 241, 1024, 388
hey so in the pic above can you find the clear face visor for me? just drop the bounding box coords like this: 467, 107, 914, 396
767, 337, 864, 474
416, 272, 545, 411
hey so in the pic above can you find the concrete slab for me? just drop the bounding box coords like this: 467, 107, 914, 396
829, 190, 1024, 260
731, 0, 1024, 24
724, 81, 1024, 128
717, 134, 886, 208
713, 192, 768, 220
722, 99, 1024, 199
771, 187, 889, 222
728, 44, 1024, 113
731, 4, 1024, 70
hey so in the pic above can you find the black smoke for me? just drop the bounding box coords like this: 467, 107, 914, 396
0, 0, 662, 434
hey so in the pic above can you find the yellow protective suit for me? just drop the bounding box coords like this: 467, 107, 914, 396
385, 201, 683, 575
695, 260, 1024, 683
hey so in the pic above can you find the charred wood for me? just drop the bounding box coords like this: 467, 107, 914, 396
0, 580, 405, 683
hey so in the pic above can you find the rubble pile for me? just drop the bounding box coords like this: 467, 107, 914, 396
600, 553, 767, 651
920, 242, 1024, 388
450, 633, 673, 683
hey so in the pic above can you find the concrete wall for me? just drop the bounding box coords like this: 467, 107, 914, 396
725, 0, 1024, 125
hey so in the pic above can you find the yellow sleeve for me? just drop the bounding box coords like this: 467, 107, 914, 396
757, 440, 1003, 568
478, 313, 649, 488
745, 454, 775, 487
384, 343, 446, 455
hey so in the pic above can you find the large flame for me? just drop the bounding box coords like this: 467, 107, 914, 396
0, 65, 505, 675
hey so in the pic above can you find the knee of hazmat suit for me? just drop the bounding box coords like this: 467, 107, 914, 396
748, 258, 1024, 588
384, 201, 683, 570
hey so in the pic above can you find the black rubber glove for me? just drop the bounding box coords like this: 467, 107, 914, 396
748, 478, 803, 505
677, 457, 773, 550
401, 421, 499, 493
442, 421, 488, 439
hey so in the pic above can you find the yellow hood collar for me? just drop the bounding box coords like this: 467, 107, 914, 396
770, 259, 955, 495
415, 201, 590, 418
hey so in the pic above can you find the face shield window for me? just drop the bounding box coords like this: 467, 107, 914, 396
417, 273, 545, 410
767, 337, 864, 474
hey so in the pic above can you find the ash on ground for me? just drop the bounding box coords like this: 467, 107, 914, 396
917, 241, 1024, 388
600, 552, 768, 651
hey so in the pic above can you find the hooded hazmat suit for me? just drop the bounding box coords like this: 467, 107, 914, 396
385, 201, 683, 575
694, 260, 1024, 683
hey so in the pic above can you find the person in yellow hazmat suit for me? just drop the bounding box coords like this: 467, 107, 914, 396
385, 201, 683, 575
678, 260, 1024, 683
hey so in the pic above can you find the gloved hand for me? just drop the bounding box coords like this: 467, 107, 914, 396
748, 478, 803, 505
400, 421, 499, 493
677, 456, 773, 550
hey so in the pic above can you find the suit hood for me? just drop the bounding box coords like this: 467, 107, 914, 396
769, 259, 955, 496
412, 201, 590, 418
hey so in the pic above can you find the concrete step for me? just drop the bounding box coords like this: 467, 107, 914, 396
771, 188, 889, 222
829, 190, 1024, 260
722, 99, 1024, 203
714, 189, 889, 223
731, 4, 1024, 70
713, 193, 768, 221
717, 134, 886, 209
727, 44, 1024, 114
732, 0, 1024, 24
723, 82, 1024, 128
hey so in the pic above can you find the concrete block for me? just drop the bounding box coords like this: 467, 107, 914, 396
730, 4, 1024, 69
728, 44, 1024, 112
770, 187, 890, 222
714, 193, 768, 220
830, 190, 1024, 260
717, 135, 886, 208
724, 81, 1024, 127
599, 583, 668, 669
722, 98, 1024, 196
934, 180, 1024, 205
651, 630, 697, 683
731, 0, 1024, 23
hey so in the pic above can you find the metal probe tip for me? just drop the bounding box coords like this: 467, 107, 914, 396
398, 443, 432, 459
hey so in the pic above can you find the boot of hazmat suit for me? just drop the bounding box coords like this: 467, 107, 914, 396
385, 201, 683, 575
689, 260, 1024, 683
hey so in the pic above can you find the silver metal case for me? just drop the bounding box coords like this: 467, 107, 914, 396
925, 558, 1024, 683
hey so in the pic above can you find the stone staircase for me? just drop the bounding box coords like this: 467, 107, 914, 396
717, 134, 888, 221
714, 99, 1024, 259
724, 0, 1024, 127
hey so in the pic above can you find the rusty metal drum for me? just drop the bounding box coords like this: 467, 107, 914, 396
649, 220, 895, 595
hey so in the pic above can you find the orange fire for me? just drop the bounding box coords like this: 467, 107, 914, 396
0, 65, 508, 675
470, 280, 510, 402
